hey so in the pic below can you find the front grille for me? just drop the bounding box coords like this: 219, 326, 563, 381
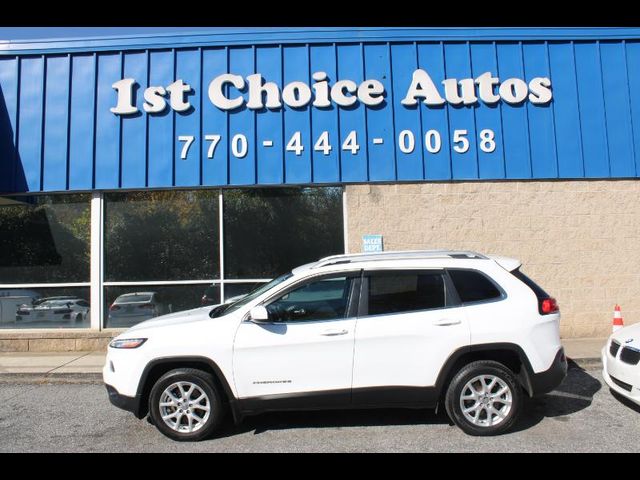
610, 340, 621, 357
620, 347, 640, 366
610, 375, 633, 392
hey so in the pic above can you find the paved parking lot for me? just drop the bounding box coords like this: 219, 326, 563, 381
0, 363, 638, 452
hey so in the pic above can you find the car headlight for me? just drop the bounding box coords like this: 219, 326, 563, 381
109, 338, 147, 349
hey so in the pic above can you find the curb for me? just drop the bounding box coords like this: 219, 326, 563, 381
0, 372, 103, 384
568, 357, 602, 370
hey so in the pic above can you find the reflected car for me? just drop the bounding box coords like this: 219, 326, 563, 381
16, 297, 90, 324
108, 292, 168, 327
602, 322, 640, 407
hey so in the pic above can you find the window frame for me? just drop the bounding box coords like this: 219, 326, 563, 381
256, 270, 362, 324
445, 267, 507, 307
357, 268, 460, 318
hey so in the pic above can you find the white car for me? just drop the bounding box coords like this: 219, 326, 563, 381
602, 323, 640, 406
16, 297, 90, 325
104, 250, 567, 441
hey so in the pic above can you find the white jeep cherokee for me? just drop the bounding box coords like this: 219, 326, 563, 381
103, 250, 567, 441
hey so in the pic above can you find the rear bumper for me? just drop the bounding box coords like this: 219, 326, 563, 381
528, 347, 567, 396
105, 384, 144, 418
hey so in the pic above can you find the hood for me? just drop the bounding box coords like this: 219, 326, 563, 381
127, 305, 217, 332
611, 321, 640, 350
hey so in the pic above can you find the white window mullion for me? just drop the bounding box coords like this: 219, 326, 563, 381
219, 189, 225, 303
90, 192, 104, 331
342, 188, 349, 254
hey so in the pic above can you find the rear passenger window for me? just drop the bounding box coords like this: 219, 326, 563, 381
448, 269, 502, 304
366, 271, 446, 315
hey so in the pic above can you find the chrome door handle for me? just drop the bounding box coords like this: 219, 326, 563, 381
433, 318, 461, 326
321, 329, 348, 336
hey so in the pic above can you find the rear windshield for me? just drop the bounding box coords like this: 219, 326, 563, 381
511, 268, 549, 299
116, 294, 153, 304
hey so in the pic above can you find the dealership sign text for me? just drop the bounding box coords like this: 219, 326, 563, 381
110, 69, 553, 116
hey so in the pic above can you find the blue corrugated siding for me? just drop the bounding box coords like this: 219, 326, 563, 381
1, 31, 640, 194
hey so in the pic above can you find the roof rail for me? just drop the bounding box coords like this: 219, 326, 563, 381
311, 250, 488, 269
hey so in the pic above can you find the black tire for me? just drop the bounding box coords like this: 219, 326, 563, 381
149, 368, 224, 442
444, 360, 522, 436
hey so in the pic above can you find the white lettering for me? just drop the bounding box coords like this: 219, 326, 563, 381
143, 86, 167, 113
246, 73, 282, 109
331, 80, 358, 107
282, 81, 312, 108
475, 72, 501, 104
499, 78, 528, 104
442, 78, 477, 105
166, 79, 192, 112
110, 78, 138, 115
357, 79, 385, 106
528, 77, 553, 104
401, 69, 446, 106
312, 71, 331, 108
208, 74, 245, 110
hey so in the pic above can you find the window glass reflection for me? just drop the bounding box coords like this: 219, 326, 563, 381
104, 191, 219, 282
223, 187, 344, 278
104, 284, 219, 328
0, 195, 90, 283
0, 287, 90, 329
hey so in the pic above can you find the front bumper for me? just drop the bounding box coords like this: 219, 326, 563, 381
105, 384, 144, 418
602, 345, 640, 406
528, 347, 568, 396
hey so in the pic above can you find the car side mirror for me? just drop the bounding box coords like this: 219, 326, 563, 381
249, 306, 269, 323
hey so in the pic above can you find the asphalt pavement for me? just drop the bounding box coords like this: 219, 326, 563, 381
0, 363, 638, 452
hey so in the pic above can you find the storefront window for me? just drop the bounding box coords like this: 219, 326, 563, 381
104, 284, 219, 329
0, 195, 90, 283
223, 187, 344, 279
104, 190, 219, 282
0, 286, 90, 329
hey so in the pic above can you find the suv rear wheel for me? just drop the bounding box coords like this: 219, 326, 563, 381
149, 368, 224, 441
445, 360, 522, 436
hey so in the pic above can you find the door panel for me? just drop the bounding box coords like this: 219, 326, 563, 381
352, 270, 470, 403
233, 273, 359, 402
233, 318, 356, 400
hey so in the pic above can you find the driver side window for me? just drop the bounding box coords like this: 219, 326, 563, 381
266, 276, 353, 323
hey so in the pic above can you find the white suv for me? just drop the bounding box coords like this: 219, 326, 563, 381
103, 250, 567, 441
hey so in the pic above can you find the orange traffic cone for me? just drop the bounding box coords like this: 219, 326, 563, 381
613, 305, 624, 332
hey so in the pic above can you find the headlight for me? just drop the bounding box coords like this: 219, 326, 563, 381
109, 338, 147, 349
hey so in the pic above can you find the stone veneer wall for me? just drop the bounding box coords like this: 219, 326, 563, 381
346, 180, 640, 338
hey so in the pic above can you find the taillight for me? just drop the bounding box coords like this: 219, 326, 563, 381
540, 297, 559, 315
109, 304, 120, 311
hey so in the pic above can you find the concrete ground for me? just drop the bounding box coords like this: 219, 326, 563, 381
0, 363, 637, 452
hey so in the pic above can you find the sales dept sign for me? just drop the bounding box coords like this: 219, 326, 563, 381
110, 70, 552, 161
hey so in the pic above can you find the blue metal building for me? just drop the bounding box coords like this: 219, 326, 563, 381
2, 27, 640, 194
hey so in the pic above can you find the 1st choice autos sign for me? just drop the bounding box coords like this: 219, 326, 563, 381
110, 69, 552, 160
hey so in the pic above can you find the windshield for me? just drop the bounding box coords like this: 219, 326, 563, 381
210, 272, 294, 318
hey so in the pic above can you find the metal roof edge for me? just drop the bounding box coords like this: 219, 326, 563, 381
1, 27, 640, 56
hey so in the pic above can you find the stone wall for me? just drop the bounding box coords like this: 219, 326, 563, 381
346, 180, 640, 338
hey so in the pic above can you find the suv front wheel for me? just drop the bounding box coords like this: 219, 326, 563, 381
445, 360, 522, 436
149, 368, 224, 441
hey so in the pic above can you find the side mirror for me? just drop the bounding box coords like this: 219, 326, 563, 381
249, 306, 269, 323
